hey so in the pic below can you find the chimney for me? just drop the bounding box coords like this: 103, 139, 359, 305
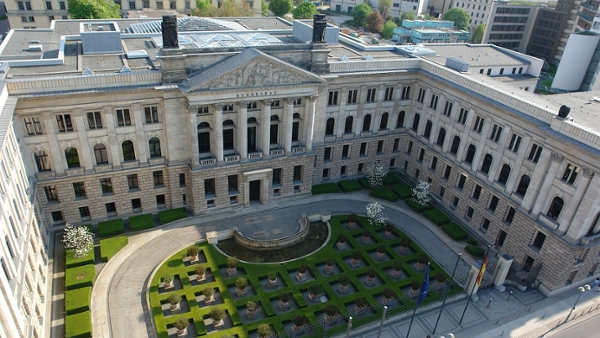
312, 14, 327, 43
161, 15, 179, 49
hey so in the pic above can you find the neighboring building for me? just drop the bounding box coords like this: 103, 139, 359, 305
482, 3, 540, 53
575, 0, 596, 31
392, 20, 470, 44
330, 0, 429, 18
526, 5, 572, 64
451, 0, 494, 31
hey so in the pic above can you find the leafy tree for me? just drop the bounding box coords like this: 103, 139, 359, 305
352, 3, 372, 27
261, 0, 268, 16
471, 23, 486, 43
293, 2, 318, 19
63, 224, 94, 258
194, 0, 216, 16
366, 201, 387, 227
399, 11, 416, 24
367, 160, 387, 188
443, 8, 470, 31
67, 0, 121, 19
412, 180, 431, 206
380, 20, 396, 39
378, 0, 392, 19
269, 0, 293, 17
365, 10, 384, 33
193, 0, 253, 17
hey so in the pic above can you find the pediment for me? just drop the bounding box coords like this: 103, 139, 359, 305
179, 48, 323, 93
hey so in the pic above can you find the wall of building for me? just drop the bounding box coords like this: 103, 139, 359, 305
451, 0, 494, 31
482, 4, 539, 53
552, 32, 600, 91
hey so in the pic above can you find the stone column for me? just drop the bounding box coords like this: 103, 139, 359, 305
103, 107, 122, 168
261, 100, 272, 156
238, 101, 249, 160
213, 103, 224, 163
532, 152, 564, 215
42, 112, 65, 174
306, 95, 317, 151
284, 98, 294, 154
132, 103, 148, 164
189, 107, 199, 166
559, 168, 594, 234
521, 149, 552, 211
73, 110, 94, 172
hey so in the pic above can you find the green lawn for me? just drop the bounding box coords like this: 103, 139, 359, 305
65, 264, 95, 290
100, 236, 129, 262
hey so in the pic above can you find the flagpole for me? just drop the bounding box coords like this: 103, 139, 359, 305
432, 253, 461, 335
406, 262, 429, 338
459, 248, 489, 325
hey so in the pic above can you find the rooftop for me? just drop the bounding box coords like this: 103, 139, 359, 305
422, 44, 527, 67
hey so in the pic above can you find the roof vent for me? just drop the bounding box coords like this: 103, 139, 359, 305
82, 68, 94, 75
97, 26, 104, 31
558, 105, 571, 118
118, 65, 131, 73
27, 45, 43, 52
29, 40, 40, 44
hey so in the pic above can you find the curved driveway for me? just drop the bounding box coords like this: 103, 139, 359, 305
91, 194, 473, 338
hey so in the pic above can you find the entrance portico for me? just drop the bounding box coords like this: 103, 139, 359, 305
243, 168, 272, 206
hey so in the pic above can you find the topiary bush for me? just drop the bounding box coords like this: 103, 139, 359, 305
442, 223, 469, 241
370, 187, 399, 202
158, 207, 187, 225
383, 173, 401, 186
65, 287, 91, 315
392, 184, 412, 199
465, 245, 486, 258
98, 219, 125, 237
405, 198, 432, 213
311, 183, 341, 195
467, 237, 478, 245
65, 249, 95, 269
128, 213, 155, 231
358, 177, 372, 189
65, 264, 95, 290
66, 311, 92, 338
423, 208, 451, 226
338, 179, 363, 192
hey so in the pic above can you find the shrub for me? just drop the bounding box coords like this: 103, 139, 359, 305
367, 268, 377, 278
400, 237, 412, 248
370, 187, 399, 202
423, 208, 451, 226
465, 245, 486, 258
392, 184, 412, 199
257, 324, 272, 337
292, 314, 306, 327
405, 198, 432, 213
352, 251, 362, 260
442, 223, 469, 241
66, 311, 92, 338
202, 287, 214, 298
338, 179, 362, 192
168, 292, 181, 305
309, 284, 323, 295
417, 253, 429, 264
65, 287, 91, 315
325, 258, 335, 266
385, 224, 393, 233
383, 287, 395, 299
377, 245, 386, 253
235, 277, 247, 290
337, 234, 347, 243
268, 273, 277, 281
158, 207, 187, 225
246, 300, 258, 312
297, 264, 308, 274
324, 304, 339, 317
187, 246, 200, 257
196, 265, 206, 276
65, 249, 95, 269
128, 213, 154, 231
467, 237, 478, 245
97, 219, 125, 237
279, 292, 291, 303
435, 272, 446, 283
227, 256, 238, 268
65, 264, 95, 290
356, 297, 368, 308
162, 275, 174, 284
358, 177, 372, 189
411, 280, 421, 290
339, 274, 351, 286
393, 260, 402, 271
311, 183, 340, 195
173, 318, 189, 330
362, 229, 370, 237
383, 173, 401, 186
348, 213, 357, 223
99, 236, 128, 262
210, 308, 226, 322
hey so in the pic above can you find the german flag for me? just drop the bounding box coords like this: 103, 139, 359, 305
476, 254, 488, 286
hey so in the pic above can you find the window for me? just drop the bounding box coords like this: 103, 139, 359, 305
415, 169, 420, 179
450, 136, 460, 155
94, 144, 108, 164
341, 165, 347, 176
292, 115, 300, 142
156, 194, 166, 206
100, 178, 113, 194
348, 89, 358, 104
519, 67, 523, 74
417, 88, 425, 103
342, 145, 350, 158
293, 98, 302, 105
379, 113, 389, 130
324, 147, 332, 161
325, 118, 335, 135
487, 69, 491, 75
362, 115, 372, 132
179, 173, 186, 187
65, 147, 80, 168
56, 114, 73, 132
197, 106, 209, 114
473, 116, 484, 133
248, 117, 258, 151
18, 1, 25, 10
419, 148, 425, 161
156, 0, 163, 8
293, 165, 303, 182
499, 68, 504, 75
170, 0, 176, 8
273, 168, 282, 185
73, 182, 86, 198
44, 186, 58, 201
145, 106, 159, 124
430, 156, 438, 170
401, 86, 411, 100
130, 0, 136, 9
490, 124, 502, 142
505, 207, 516, 224
480, 154, 493, 174
465, 144, 476, 164
153, 171, 164, 187
532, 232, 546, 250
436, 128, 446, 146
328, 91, 339, 105
396, 111, 405, 128
457, 174, 466, 189
481, 218, 490, 232
228, 175, 238, 192
393, 138, 399, 152
389, 158, 395, 168
85, 112, 102, 130
366, 88, 376, 102
344, 116, 353, 133
458, 108, 468, 125
35, 151, 51, 172
143, 0, 149, 7
384, 87, 394, 101
358, 163, 364, 173
116, 109, 132, 126
497, 164, 511, 185
106, 202, 117, 214
24, 117, 43, 135
444, 165, 452, 179
59, 1, 66, 9
412, 113, 420, 131
407, 141, 413, 155
515, 175, 530, 197
452, 196, 460, 208
423, 120, 432, 138
322, 168, 330, 178
377, 140, 384, 154
79, 207, 90, 219
131, 198, 142, 210
508, 134, 522, 152
562, 164, 578, 184
122, 141, 136, 161
547, 197, 564, 220
466, 207, 474, 219
528, 143, 543, 163
360, 142, 367, 156
439, 186, 445, 197
197, 122, 211, 153
443, 101, 453, 117
127, 174, 139, 190
429, 94, 439, 109
473, 185, 482, 200
488, 196, 499, 212
204, 178, 216, 196
51, 211, 64, 223
223, 120, 234, 150
149, 137, 161, 158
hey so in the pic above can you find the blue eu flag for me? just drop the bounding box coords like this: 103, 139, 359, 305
416, 267, 429, 306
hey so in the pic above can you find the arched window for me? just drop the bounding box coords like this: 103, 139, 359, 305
515, 175, 530, 197
547, 197, 564, 220
423, 120, 432, 138
412, 113, 420, 131
223, 119, 235, 150
465, 144, 476, 164
270, 115, 280, 144
197, 122, 211, 153
344, 116, 353, 134
94, 144, 108, 164
34, 150, 51, 171
497, 164, 511, 185
325, 118, 335, 135
363, 114, 372, 132
149, 137, 161, 158
436, 128, 446, 146
292, 113, 301, 142
248, 117, 257, 152
480, 154, 493, 174
65, 147, 80, 168
122, 141, 136, 161
396, 111, 405, 128
379, 112, 389, 130
450, 136, 460, 155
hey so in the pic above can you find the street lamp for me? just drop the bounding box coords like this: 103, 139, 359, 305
566, 284, 591, 322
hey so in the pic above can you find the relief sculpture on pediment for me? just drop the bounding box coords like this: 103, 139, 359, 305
208, 61, 301, 88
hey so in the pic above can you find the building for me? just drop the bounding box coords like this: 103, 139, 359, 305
451, 0, 494, 31
330, 0, 429, 18
526, 4, 572, 64
481, 3, 540, 53
392, 20, 470, 44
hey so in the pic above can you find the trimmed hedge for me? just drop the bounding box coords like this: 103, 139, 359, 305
370, 188, 399, 202
66, 311, 92, 338
129, 213, 155, 232
65, 249, 95, 269
158, 207, 188, 225
383, 173, 401, 186
423, 208, 451, 226
392, 184, 412, 200
465, 245, 486, 258
467, 237, 478, 246
65, 264, 95, 290
358, 177, 372, 189
100, 236, 129, 262
442, 223, 469, 241
338, 179, 362, 192
311, 183, 341, 195
405, 199, 432, 213
98, 219, 125, 237
65, 287, 91, 315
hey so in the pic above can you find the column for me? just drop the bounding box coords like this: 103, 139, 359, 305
238, 101, 249, 160
132, 103, 148, 164
559, 168, 594, 234
306, 95, 317, 151
42, 113, 65, 173
261, 100, 272, 156
531, 152, 564, 215
284, 98, 294, 153
213, 103, 224, 163
103, 107, 122, 167
471, 121, 492, 173
189, 108, 199, 166
73, 110, 94, 171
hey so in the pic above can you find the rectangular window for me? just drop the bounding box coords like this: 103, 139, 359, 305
170, 0, 176, 8
18, 2, 25, 10
562, 164, 579, 184
473, 115, 484, 133
86, 112, 102, 129
144, 106, 159, 124
328, 91, 339, 105
293, 165, 303, 182
384, 87, 394, 101
131, 198, 142, 210
156, 194, 166, 206
358, 163, 364, 173
377, 140, 384, 153
458, 108, 468, 125
466, 207, 474, 219
452, 196, 460, 208
197, 105, 209, 114
443, 101, 453, 116
429, 94, 439, 109
430, 156, 438, 170
73, 182, 86, 198
439, 186, 445, 197
44, 186, 58, 201
143, 0, 149, 7
415, 169, 420, 179
528, 143, 543, 163
153, 171, 164, 186
488, 195, 499, 212
106, 202, 116, 214
417, 88, 425, 103
444, 165, 452, 179
340, 165, 347, 176
129, 1, 136, 9
407, 141, 413, 155
342, 145, 350, 158
360, 142, 367, 156
127, 174, 139, 190
532, 232, 546, 250
418, 148, 425, 161
59, 1, 66, 9
403, 160, 408, 170
45, 1, 52, 10
505, 207, 516, 224
26, 2, 32, 10
473, 184, 482, 200
481, 218, 490, 232
273, 168, 282, 185
56, 114, 73, 132
393, 138, 399, 151
24, 117, 43, 135
366, 88, 376, 102
156, 1, 163, 9
490, 124, 502, 142
457, 174, 466, 189
116, 109, 132, 126
508, 134, 522, 152
322, 168, 330, 178
204, 178, 216, 196
401, 85, 411, 100
390, 158, 396, 167
100, 178, 113, 194
324, 147, 332, 161
179, 173, 186, 186
347, 89, 358, 104
79, 206, 90, 219
51, 211, 64, 223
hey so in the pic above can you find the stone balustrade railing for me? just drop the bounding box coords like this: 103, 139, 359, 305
233, 214, 310, 251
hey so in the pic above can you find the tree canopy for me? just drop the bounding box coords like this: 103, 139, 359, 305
261, 0, 268, 16
394, 11, 415, 26
193, 0, 253, 17
365, 10, 384, 33
471, 23, 486, 43
269, 0, 293, 17
67, 0, 121, 19
378, 0, 392, 19
352, 3, 372, 27
292, 2, 318, 19
380, 20, 397, 39
443, 8, 470, 31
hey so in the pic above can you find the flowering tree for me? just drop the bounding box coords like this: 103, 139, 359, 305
366, 201, 387, 227
367, 160, 388, 189
63, 224, 94, 258
412, 181, 431, 206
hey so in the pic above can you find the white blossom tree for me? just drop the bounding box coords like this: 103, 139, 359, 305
63, 224, 94, 258
366, 201, 387, 227
412, 181, 431, 206
367, 160, 388, 189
